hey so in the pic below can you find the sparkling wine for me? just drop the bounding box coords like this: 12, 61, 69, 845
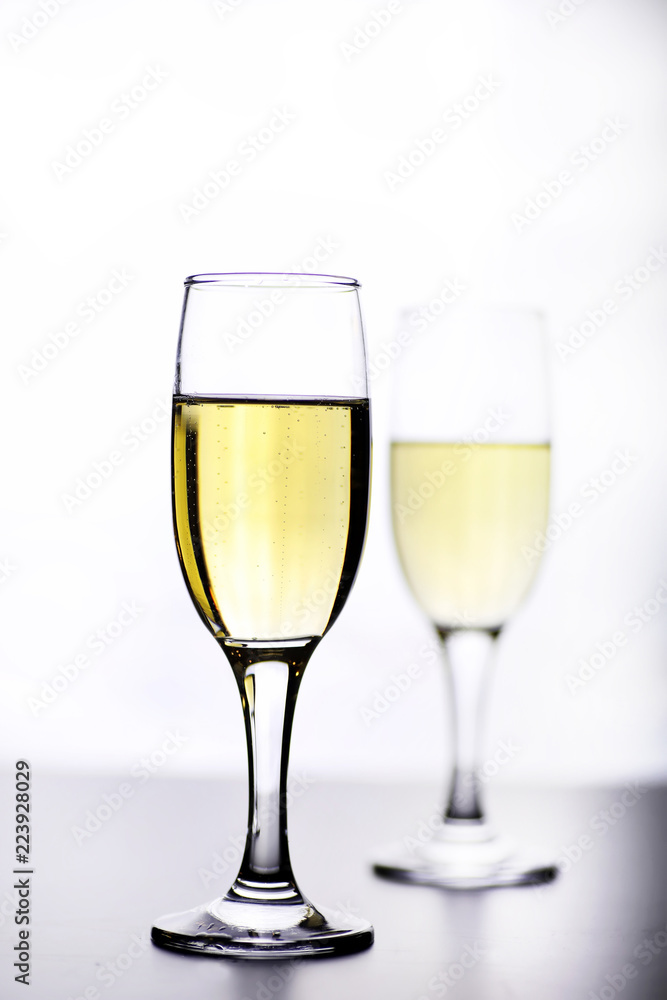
391, 442, 550, 629
173, 396, 370, 642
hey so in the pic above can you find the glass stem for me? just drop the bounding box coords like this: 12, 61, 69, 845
437, 627, 499, 823
221, 639, 319, 904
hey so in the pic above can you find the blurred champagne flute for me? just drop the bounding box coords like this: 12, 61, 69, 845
374, 302, 557, 888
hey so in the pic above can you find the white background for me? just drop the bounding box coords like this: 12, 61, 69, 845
1, 0, 666, 788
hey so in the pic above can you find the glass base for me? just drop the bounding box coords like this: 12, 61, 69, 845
151, 894, 374, 959
373, 820, 558, 890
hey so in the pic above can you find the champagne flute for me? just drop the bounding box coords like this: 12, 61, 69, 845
373, 303, 557, 888
152, 273, 373, 956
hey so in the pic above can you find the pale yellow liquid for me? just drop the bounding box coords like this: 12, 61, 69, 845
391, 442, 550, 629
173, 397, 370, 641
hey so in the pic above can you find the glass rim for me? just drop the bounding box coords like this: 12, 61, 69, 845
185, 272, 360, 289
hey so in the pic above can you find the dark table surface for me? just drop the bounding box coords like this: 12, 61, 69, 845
0, 773, 665, 999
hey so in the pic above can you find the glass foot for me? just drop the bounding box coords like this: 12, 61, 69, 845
151, 893, 374, 959
373, 820, 558, 889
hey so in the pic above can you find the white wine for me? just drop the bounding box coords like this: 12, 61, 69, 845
391, 442, 550, 629
173, 396, 370, 642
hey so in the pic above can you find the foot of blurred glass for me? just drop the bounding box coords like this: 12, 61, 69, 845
373, 820, 559, 889
151, 893, 374, 959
